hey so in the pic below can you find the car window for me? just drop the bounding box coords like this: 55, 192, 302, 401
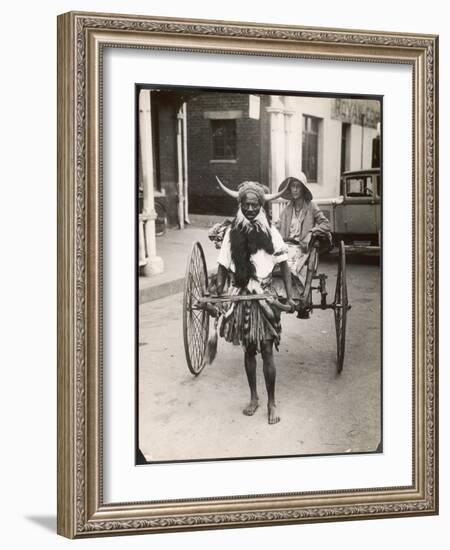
345, 176, 376, 197
346, 177, 364, 197
366, 177, 374, 196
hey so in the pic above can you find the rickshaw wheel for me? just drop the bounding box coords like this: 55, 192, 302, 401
183, 242, 210, 375
334, 240, 349, 374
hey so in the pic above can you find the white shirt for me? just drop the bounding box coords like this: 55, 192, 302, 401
217, 224, 288, 281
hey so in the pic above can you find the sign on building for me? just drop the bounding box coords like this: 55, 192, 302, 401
249, 94, 261, 119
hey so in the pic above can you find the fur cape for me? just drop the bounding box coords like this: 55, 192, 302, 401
229, 209, 274, 288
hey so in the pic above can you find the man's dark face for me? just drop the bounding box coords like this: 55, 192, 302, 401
241, 192, 261, 221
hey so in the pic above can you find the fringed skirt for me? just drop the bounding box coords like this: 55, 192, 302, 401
218, 290, 281, 353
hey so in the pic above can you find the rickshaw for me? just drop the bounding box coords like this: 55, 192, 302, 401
182, 234, 351, 376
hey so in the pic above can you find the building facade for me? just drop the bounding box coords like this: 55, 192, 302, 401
186, 93, 380, 219
139, 89, 381, 226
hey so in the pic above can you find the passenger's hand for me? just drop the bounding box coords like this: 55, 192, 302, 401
286, 297, 296, 313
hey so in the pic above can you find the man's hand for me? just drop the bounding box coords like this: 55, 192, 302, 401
216, 264, 227, 296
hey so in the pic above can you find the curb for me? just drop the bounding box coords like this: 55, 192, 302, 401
139, 268, 217, 304
139, 277, 185, 304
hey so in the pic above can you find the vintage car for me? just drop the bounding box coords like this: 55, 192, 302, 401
316, 167, 381, 249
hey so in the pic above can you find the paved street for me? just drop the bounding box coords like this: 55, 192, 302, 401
138, 259, 381, 462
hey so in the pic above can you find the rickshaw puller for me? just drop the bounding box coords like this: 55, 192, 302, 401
214, 179, 295, 425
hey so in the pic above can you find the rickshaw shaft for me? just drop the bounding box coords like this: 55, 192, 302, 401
196, 294, 276, 304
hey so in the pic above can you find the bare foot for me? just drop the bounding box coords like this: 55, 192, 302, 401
268, 403, 280, 424
243, 398, 259, 416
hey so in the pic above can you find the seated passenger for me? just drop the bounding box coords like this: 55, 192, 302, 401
277, 173, 332, 288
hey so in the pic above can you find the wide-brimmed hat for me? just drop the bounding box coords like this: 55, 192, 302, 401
278, 173, 313, 202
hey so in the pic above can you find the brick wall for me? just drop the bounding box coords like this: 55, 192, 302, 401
187, 92, 270, 216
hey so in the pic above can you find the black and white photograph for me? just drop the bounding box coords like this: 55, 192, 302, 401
137, 87, 382, 463
2, 0, 444, 543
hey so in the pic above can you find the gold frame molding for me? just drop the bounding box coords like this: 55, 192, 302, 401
57, 11, 439, 538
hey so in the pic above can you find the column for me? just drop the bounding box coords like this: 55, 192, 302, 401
283, 95, 299, 177
267, 96, 286, 222
139, 89, 164, 276
182, 101, 190, 225
176, 105, 185, 229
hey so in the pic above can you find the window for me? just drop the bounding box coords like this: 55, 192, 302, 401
346, 177, 365, 196
372, 135, 381, 168
341, 122, 351, 174
211, 119, 237, 160
302, 115, 320, 182
345, 176, 376, 197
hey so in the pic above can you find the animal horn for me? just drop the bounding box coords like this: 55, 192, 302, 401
215, 176, 239, 199
265, 181, 289, 202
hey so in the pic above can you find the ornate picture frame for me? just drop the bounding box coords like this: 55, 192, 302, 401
57, 11, 438, 538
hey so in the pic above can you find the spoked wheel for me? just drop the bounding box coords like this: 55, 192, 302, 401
183, 242, 210, 375
334, 240, 350, 374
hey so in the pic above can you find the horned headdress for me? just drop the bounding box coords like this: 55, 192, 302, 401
215, 176, 288, 204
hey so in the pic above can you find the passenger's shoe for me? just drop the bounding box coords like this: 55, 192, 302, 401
297, 309, 310, 319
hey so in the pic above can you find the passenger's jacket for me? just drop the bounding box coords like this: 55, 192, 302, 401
278, 201, 331, 243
